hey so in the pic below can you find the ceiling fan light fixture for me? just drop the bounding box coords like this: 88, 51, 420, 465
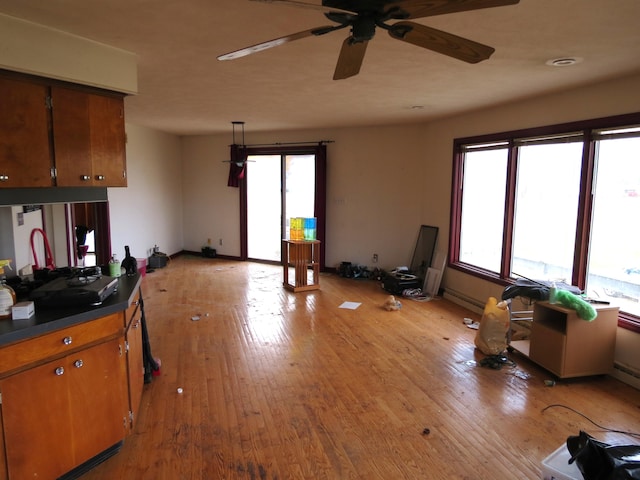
221, 0, 521, 79
546, 57, 583, 67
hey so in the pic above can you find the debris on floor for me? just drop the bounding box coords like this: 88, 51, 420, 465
339, 301, 361, 310
479, 354, 516, 370
401, 288, 431, 302
383, 295, 401, 311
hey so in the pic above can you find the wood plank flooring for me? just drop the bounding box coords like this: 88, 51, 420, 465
81, 256, 640, 479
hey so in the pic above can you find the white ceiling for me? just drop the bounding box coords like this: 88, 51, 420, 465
1, 0, 639, 136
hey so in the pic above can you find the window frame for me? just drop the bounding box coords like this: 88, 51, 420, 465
449, 112, 640, 332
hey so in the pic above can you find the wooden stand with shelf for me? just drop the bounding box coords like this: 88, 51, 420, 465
282, 240, 320, 292
510, 301, 618, 378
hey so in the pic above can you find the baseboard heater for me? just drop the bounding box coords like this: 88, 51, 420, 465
442, 288, 485, 314
612, 362, 640, 390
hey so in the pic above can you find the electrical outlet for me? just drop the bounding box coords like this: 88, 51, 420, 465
372, 253, 378, 263
219, 238, 223, 246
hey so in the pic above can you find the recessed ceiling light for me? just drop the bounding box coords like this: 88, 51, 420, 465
546, 57, 583, 67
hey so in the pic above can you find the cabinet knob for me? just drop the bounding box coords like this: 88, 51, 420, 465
55, 367, 65, 376
63, 336, 73, 345
74, 359, 84, 368
0, 175, 9, 182
95, 175, 105, 181
80, 175, 91, 181
133, 320, 140, 329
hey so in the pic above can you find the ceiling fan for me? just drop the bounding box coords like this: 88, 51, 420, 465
218, 0, 520, 80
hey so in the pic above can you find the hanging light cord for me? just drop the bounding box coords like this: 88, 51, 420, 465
542, 404, 640, 439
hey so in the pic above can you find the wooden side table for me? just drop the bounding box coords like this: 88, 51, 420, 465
510, 301, 619, 378
282, 240, 320, 292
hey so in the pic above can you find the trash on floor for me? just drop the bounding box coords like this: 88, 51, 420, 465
383, 295, 402, 311
479, 354, 515, 370
474, 296, 510, 355
401, 288, 431, 302
339, 301, 361, 310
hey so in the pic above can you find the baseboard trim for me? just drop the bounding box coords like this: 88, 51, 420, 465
179, 250, 241, 261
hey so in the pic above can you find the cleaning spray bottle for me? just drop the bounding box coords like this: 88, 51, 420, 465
0, 260, 17, 320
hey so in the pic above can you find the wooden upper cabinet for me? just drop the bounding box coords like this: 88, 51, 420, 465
52, 86, 127, 187
0, 77, 54, 188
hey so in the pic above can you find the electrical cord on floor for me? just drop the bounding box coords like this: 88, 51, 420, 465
542, 404, 640, 439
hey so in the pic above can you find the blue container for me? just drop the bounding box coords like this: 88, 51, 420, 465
304, 217, 316, 240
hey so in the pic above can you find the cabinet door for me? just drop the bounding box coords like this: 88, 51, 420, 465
126, 308, 145, 432
0, 77, 53, 187
50, 86, 94, 186
52, 87, 127, 187
0, 339, 128, 479
68, 338, 129, 466
89, 93, 127, 187
529, 320, 566, 377
0, 355, 75, 479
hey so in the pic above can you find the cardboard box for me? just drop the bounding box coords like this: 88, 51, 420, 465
541, 444, 582, 480
12, 301, 35, 319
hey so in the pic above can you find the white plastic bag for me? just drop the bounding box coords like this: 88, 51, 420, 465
474, 296, 510, 355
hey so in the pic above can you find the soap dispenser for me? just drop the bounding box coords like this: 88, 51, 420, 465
0, 259, 16, 320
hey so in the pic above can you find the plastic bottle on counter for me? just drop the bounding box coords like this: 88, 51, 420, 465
549, 282, 558, 304
0, 260, 17, 320
109, 254, 121, 277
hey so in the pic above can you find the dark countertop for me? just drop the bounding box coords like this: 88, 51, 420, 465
0, 273, 142, 347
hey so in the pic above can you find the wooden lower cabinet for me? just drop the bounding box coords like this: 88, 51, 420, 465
0, 292, 147, 480
512, 301, 619, 378
125, 296, 145, 432
0, 338, 128, 479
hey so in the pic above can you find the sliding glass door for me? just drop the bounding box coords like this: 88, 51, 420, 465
246, 153, 316, 262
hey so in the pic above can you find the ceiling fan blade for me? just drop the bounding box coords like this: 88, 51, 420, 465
387, 0, 519, 20
218, 26, 335, 60
333, 38, 368, 80
249, 0, 356, 15
389, 21, 494, 63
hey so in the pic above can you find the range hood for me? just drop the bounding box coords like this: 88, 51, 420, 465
0, 187, 108, 206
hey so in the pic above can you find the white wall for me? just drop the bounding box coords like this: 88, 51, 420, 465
108, 124, 183, 261
181, 124, 430, 270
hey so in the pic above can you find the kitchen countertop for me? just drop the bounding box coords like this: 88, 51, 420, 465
0, 273, 142, 347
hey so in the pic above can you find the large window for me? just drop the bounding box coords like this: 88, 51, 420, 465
450, 113, 640, 330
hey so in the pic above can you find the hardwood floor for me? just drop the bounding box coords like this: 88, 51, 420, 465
81, 256, 640, 479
